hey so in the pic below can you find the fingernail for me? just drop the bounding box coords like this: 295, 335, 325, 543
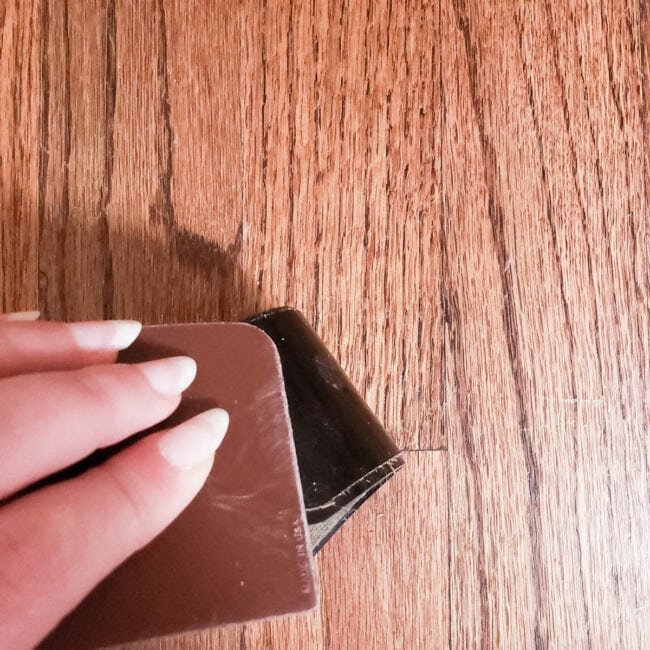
0, 311, 41, 321
158, 408, 229, 468
69, 320, 142, 350
137, 356, 197, 395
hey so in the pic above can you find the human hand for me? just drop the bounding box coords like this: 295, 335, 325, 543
0, 313, 229, 649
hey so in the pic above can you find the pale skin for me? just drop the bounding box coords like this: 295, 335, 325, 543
0, 313, 229, 649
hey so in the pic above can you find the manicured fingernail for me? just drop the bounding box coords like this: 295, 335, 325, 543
158, 408, 229, 468
137, 356, 197, 395
69, 320, 142, 350
0, 311, 41, 321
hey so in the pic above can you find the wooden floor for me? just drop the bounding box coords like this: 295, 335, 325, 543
2, 1, 649, 648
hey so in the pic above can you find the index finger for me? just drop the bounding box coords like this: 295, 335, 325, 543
0, 320, 143, 378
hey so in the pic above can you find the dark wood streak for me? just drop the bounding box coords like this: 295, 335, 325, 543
639, 0, 650, 520
599, 0, 624, 130
37, 0, 50, 315
396, 7, 409, 436
399, 217, 407, 433
321, 599, 332, 650
148, 0, 243, 283
285, 0, 296, 297
360, 2, 372, 400
337, 0, 347, 146
440, 214, 464, 650
440, 18, 489, 640
439, 15, 493, 635
640, 0, 650, 213
310, 0, 320, 322
0, 5, 6, 54
380, 3, 394, 427
13, 8, 26, 129
99, 0, 116, 318
258, 0, 268, 294
150, 0, 174, 230
437, 3, 454, 646
445, 286, 490, 649
514, 10, 593, 648
638, 0, 650, 301
59, 0, 70, 319
9, 6, 20, 129
452, 2, 545, 646
334, 0, 348, 363
0, 2, 9, 288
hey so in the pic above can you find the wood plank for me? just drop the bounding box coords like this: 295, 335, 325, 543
106, 0, 254, 324
3, 1, 649, 648
33, 0, 444, 450
36, 0, 115, 321
441, 0, 650, 647
236, 0, 444, 450
0, 0, 40, 311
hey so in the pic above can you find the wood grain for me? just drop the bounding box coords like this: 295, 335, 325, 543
0, 1, 40, 311
442, 1, 649, 647
26, 0, 444, 450
1, 0, 649, 648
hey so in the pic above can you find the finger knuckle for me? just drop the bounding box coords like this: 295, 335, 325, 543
73, 365, 136, 409
95, 463, 151, 548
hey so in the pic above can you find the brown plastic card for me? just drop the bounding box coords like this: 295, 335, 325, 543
42, 323, 317, 649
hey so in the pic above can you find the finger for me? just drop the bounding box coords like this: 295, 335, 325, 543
0, 320, 142, 378
0, 356, 198, 500
0, 408, 229, 650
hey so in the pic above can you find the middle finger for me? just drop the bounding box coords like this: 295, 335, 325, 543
0, 356, 197, 500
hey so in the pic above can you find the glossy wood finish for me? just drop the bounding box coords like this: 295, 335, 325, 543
1, 1, 648, 647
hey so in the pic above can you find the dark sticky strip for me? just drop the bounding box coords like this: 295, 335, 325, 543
245, 307, 405, 553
